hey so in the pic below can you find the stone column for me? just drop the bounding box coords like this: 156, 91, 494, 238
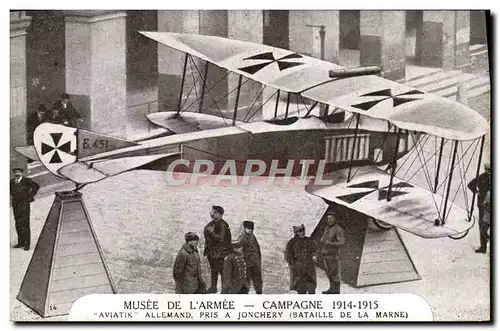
420, 11, 470, 70
227, 10, 263, 122
360, 11, 406, 81
10, 11, 32, 172
289, 10, 340, 63
157, 10, 265, 121
157, 10, 200, 113
65, 10, 127, 137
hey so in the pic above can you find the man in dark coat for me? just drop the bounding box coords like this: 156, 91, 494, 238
238, 220, 263, 294
318, 211, 346, 294
53, 93, 83, 127
173, 232, 206, 294
10, 168, 40, 251
203, 205, 232, 293
284, 224, 317, 294
27, 104, 50, 144
468, 163, 491, 253
221, 241, 248, 294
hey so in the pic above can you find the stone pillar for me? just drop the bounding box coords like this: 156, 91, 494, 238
10, 11, 32, 172
65, 10, 127, 137
157, 10, 265, 121
227, 10, 263, 121
157, 10, 200, 113
454, 11, 471, 71
420, 11, 470, 70
360, 11, 406, 81
289, 10, 340, 63
287, 11, 340, 118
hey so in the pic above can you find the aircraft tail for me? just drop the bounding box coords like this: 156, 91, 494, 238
33, 123, 163, 184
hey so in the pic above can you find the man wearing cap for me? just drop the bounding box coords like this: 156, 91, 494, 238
204, 205, 232, 293
284, 224, 317, 294
10, 167, 40, 251
53, 93, 82, 127
318, 211, 346, 294
468, 163, 491, 253
238, 220, 263, 294
173, 232, 206, 294
221, 241, 249, 294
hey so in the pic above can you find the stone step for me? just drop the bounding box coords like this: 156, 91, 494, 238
415, 73, 475, 94
438, 76, 490, 98
406, 70, 461, 88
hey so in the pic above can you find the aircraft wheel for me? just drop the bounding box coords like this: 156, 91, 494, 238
449, 230, 469, 240
371, 218, 394, 230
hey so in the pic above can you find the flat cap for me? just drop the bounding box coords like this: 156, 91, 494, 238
243, 220, 254, 230
212, 205, 224, 215
185, 232, 199, 242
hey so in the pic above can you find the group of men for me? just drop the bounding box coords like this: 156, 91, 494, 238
27, 93, 82, 144
173, 205, 347, 295
173, 206, 263, 294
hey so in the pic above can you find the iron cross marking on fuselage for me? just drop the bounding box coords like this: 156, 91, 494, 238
336, 180, 414, 204
351, 89, 425, 111
41, 133, 72, 163
238, 52, 304, 75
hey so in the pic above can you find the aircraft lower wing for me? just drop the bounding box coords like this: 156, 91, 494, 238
58, 153, 181, 184
14, 146, 39, 162
306, 166, 473, 238
147, 111, 243, 134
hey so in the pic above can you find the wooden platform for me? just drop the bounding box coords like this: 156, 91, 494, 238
17, 191, 115, 317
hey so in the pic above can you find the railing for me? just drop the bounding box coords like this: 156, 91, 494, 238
325, 134, 371, 163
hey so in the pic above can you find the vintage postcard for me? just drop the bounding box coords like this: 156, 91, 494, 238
9, 9, 491, 322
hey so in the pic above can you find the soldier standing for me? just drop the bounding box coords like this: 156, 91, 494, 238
238, 220, 263, 294
221, 241, 248, 294
173, 232, 206, 294
10, 167, 40, 251
318, 211, 346, 294
203, 205, 232, 293
468, 163, 491, 253
284, 224, 317, 294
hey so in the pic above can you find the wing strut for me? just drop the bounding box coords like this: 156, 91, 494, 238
433, 137, 445, 193
177, 54, 189, 115
347, 113, 361, 182
198, 61, 210, 113
442, 140, 459, 224
387, 128, 402, 201
232, 75, 243, 125
274, 89, 280, 118
469, 135, 486, 219
285, 92, 291, 118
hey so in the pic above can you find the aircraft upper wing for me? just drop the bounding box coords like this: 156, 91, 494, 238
141, 32, 489, 141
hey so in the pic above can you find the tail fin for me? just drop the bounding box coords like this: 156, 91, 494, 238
34, 123, 138, 179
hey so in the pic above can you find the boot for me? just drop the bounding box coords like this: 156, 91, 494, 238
333, 281, 340, 294
322, 277, 335, 294
475, 246, 487, 253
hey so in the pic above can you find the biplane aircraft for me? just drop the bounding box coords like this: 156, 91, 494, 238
17, 32, 489, 245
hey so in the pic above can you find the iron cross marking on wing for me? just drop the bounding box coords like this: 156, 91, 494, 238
41, 133, 73, 164
351, 89, 425, 111
238, 52, 304, 74
336, 180, 414, 204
